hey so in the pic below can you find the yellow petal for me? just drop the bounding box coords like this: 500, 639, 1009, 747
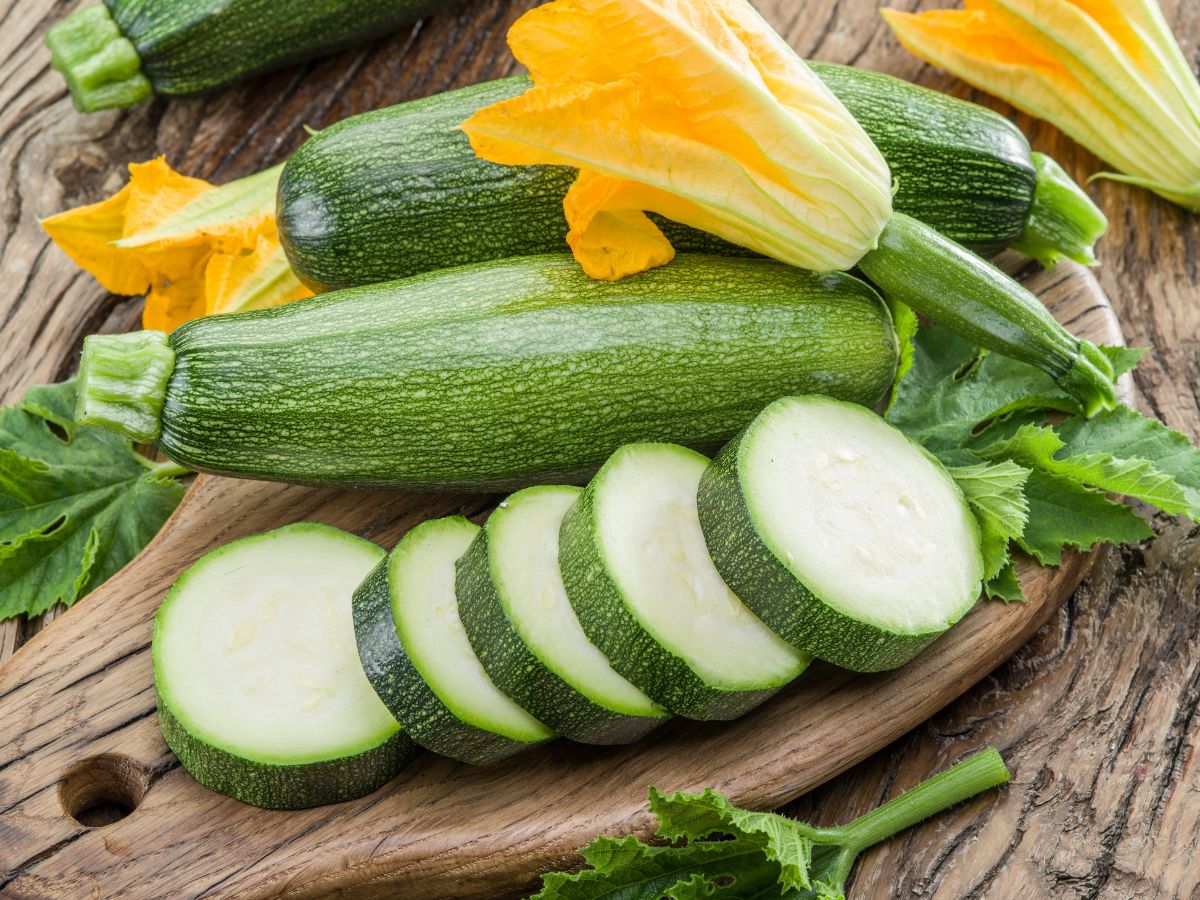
40, 178, 149, 295
205, 233, 314, 317
463, 0, 893, 279
882, 1, 1200, 210
42, 157, 285, 297
141, 267, 208, 332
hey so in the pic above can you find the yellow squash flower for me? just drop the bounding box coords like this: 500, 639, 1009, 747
42, 158, 312, 331
461, 0, 894, 280
882, 0, 1200, 211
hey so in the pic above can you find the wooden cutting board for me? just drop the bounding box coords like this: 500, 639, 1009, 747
0, 258, 1127, 899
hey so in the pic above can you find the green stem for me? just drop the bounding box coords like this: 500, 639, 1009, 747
76, 331, 175, 444
46, 6, 152, 113
144, 459, 192, 480
858, 213, 1118, 417
1011, 153, 1109, 268
823, 748, 1011, 854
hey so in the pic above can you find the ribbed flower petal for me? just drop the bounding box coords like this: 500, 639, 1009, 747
462, 0, 893, 279
883, 0, 1200, 210
42, 159, 289, 330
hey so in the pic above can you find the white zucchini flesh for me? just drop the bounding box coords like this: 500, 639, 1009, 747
490, 487, 660, 716
596, 445, 805, 690
394, 519, 552, 743
743, 397, 982, 633
154, 523, 401, 768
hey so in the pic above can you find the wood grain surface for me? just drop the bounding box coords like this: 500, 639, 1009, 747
0, 0, 1197, 897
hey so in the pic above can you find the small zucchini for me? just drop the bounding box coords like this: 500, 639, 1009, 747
46, 0, 452, 112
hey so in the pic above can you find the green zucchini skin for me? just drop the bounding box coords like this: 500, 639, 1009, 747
353, 539, 544, 766
806, 61, 1034, 256
278, 65, 1035, 292
158, 700, 417, 810
104, 0, 450, 98
455, 489, 670, 745
153, 254, 897, 490
557, 475, 786, 721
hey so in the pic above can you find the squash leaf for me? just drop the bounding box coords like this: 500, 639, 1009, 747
0, 379, 187, 620
888, 324, 1197, 597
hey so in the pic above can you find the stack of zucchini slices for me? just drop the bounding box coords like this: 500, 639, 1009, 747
155, 397, 984, 809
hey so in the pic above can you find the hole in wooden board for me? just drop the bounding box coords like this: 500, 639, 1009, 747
59, 754, 152, 827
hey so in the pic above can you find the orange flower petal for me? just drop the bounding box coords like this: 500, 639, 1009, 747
463, 0, 892, 278
882, 1, 1200, 210
205, 234, 314, 318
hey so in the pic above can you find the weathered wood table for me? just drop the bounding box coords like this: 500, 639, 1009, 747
1, 0, 1198, 896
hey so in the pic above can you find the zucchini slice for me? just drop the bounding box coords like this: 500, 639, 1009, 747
699, 396, 984, 674
559, 444, 810, 720
457, 486, 670, 745
153, 523, 415, 810
353, 517, 555, 765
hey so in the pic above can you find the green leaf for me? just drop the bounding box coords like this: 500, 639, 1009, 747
984, 561, 1024, 602
885, 299, 919, 414
532, 835, 791, 900
947, 460, 1029, 582
1018, 471, 1151, 565
0, 379, 187, 620
1100, 345, 1148, 378
1057, 405, 1200, 504
976, 423, 1196, 519
651, 788, 816, 892
885, 325, 1080, 453
535, 752, 1009, 900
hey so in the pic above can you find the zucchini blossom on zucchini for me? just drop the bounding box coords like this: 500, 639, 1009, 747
883, 0, 1200, 211
461, 0, 895, 280
41, 158, 310, 331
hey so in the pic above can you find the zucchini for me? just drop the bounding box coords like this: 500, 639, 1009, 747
277, 69, 1105, 293
153, 522, 416, 809
353, 517, 555, 766
46, 0, 449, 113
75, 254, 899, 490
698, 396, 984, 673
558, 444, 810, 720
456, 486, 670, 744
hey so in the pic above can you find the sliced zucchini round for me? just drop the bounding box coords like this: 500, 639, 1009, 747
353, 517, 555, 765
457, 486, 669, 745
153, 522, 415, 810
698, 396, 984, 673
559, 444, 810, 720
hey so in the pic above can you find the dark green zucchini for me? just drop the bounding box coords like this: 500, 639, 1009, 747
46, 0, 454, 112
277, 67, 1105, 293
74, 253, 899, 490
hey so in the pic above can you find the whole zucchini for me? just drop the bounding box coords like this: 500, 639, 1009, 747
75, 254, 899, 491
278, 66, 1105, 293
46, 0, 455, 113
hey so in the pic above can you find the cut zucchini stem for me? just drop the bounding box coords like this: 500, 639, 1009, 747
858, 213, 1118, 417
76, 331, 174, 444
1013, 153, 1109, 268
46, 6, 151, 113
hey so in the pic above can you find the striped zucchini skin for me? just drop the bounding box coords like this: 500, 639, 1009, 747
158, 254, 898, 490
106, 0, 449, 97
807, 61, 1035, 255
352, 535, 546, 766
456, 488, 670, 745
278, 65, 1035, 292
157, 700, 417, 809
557, 477, 787, 721
697, 427, 964, 674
